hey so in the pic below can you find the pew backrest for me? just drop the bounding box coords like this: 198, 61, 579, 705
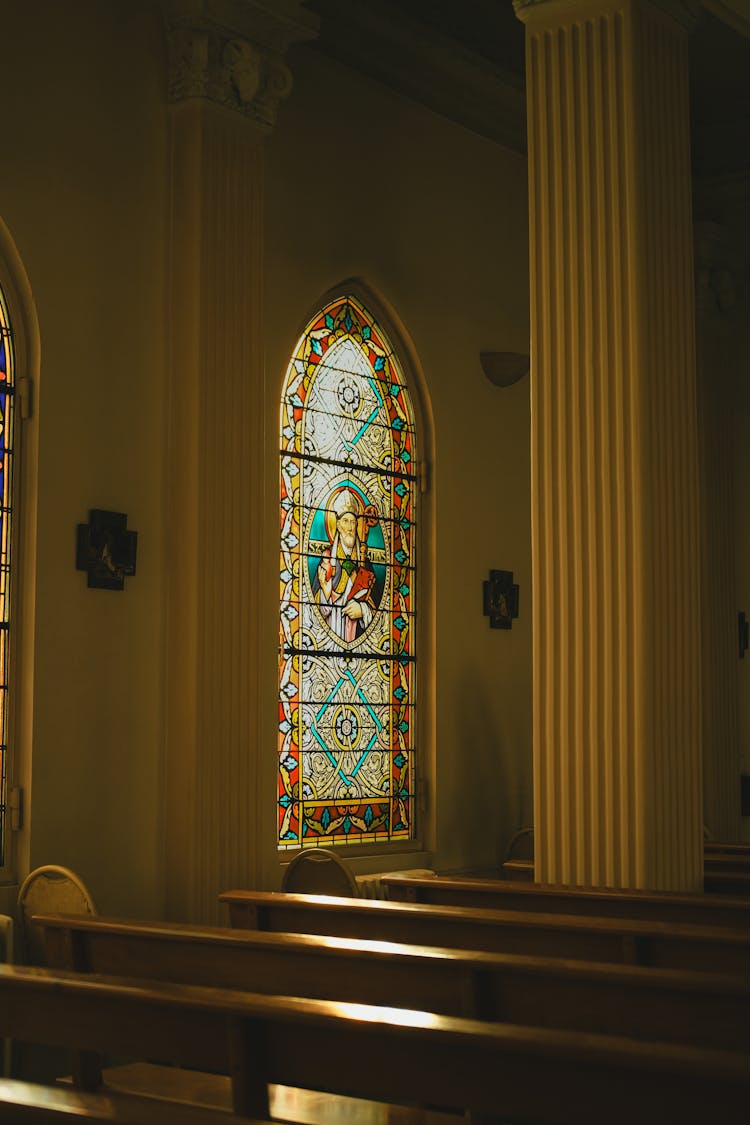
1, 963, 749, 1125
218, 888, 750, 976
704, 870, 750, 896
34, 911, 750, 1051
704, 853, 750, 874
705, 842, 750, 857
381, 873, 750, 928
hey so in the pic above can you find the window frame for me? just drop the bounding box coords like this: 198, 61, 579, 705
0, 219, 39, 891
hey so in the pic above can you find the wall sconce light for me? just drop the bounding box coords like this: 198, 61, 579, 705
480, 352, 529, 388
483, 570, 519, 630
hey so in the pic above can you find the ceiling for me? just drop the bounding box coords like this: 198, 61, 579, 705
689, 6, 750, 180
307, 0, 750, 184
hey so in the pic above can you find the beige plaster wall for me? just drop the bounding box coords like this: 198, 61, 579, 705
264, 46, 532, 876
1, 4, 533, 914
1, 0, 167, 914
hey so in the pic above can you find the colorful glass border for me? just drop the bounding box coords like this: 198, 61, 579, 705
0, 285, 15, 868
278, 295, 417, 849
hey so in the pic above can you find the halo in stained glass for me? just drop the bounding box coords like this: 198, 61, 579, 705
278, 295, 417, 848
0, 284, 15, 867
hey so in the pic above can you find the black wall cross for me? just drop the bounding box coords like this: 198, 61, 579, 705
483, 569, 520, 630
76, 509, 138, 591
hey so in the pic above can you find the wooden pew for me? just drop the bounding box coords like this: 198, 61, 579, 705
1, 962, 749, 1125
0, 1076, 456, 1125
504, 840, 750, 861
219, 888, 750, 975
34, 912, 750, 1051
704, 853, 750, 874
0, 1078, 257, 1124
703, 853, 750, 893
705, 842, 750, 856
705, 869, 750, 895
501, 852, 750, 892
381, 873, 750, 927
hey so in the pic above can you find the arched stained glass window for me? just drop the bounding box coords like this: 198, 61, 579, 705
279, 295, 417, 849
0, 284, 16, 867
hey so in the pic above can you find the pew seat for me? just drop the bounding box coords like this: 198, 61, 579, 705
98, 1067, 460, 1125
1, 963, 749, 1125
34, 912, 750, 1051
0, 1078, 258, 1124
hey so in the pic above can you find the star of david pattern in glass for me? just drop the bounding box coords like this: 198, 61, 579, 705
278, 295, 417, 848
0, 287, 15, 867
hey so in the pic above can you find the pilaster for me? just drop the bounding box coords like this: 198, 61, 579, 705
516, 0, 702, 888
163, 1, 318, 922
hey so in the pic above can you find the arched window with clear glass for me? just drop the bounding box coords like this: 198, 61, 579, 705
279, 295, 417, 849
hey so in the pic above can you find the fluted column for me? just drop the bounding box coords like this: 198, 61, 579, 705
516, 0, 702, 889
163, 1, 317, 922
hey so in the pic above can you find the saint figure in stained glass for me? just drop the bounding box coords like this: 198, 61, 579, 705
310, 488, 381, 643
278, 295, 416, 849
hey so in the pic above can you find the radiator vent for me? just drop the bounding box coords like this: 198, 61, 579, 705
355, 869, 435, 900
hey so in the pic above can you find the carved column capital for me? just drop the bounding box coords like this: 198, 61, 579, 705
164, 0, 318, 131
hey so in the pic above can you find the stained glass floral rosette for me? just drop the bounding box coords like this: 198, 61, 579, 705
0, 289, 14, 866
278, 296, 416, 848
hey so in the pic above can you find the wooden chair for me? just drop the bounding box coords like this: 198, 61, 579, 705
500, 858, 534, 881
503, 825, 534, 862
501, 826, 534, 880
17, 867, 96, 966
14, 869, 97, 1084
280, 849, 358, 897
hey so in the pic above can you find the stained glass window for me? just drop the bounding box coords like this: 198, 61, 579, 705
0, 285, 15, 867
278, 295, 417, 848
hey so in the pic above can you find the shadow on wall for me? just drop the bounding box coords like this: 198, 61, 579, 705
439, 667, 531, 873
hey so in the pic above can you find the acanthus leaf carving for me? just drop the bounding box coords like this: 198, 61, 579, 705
167, 23, 294, 131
